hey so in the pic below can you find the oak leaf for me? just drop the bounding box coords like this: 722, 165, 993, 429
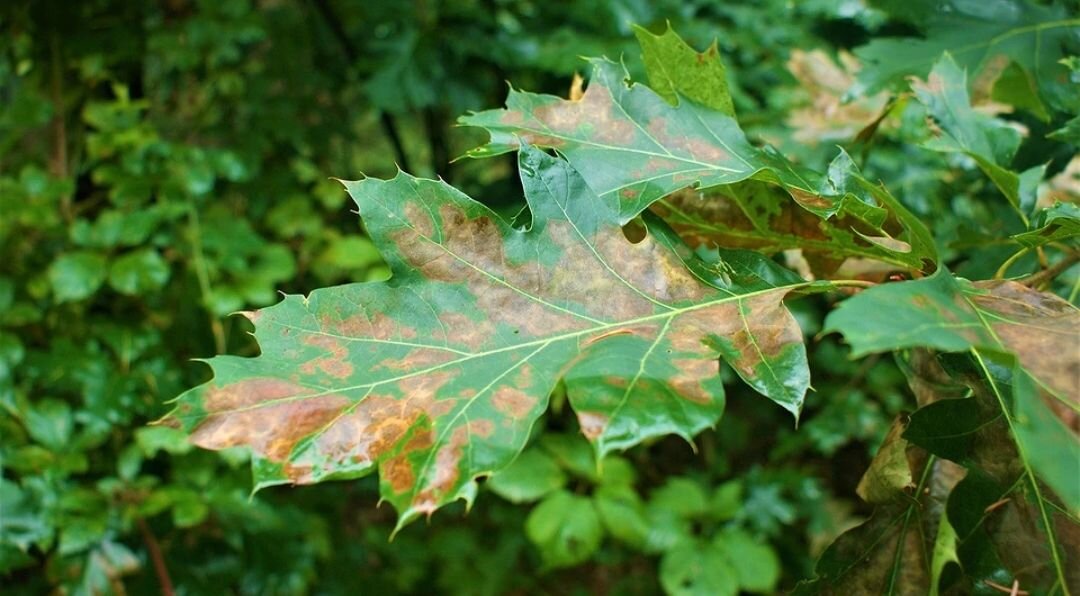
165, 147, 811, 528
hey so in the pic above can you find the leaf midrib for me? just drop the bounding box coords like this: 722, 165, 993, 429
174, 282, 804, 422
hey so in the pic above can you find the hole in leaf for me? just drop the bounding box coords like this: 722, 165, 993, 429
622, 216, 647, 244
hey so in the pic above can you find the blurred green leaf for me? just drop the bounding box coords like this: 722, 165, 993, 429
525, 490, 603, 568
854, 0, 1080, 114
487, 448, 567, 504
108, 249, 171, 295
716, 528, 780, 593
48, 252, 107, 303
650, 477, 709, 519
660, 540, 738, 596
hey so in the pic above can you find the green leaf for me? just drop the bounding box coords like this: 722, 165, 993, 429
166, 146, 811, 528
716, 528, 780, 593
903, 398, 993, 464
48, 252, 107, 303
539, 433, 599, 482
853, 0, 1080, 114
650, 477, 709, 519
991, 61, 1050, 122
928, 508, 959, 596
593, 485, 651, 549
25, 399, 74, 452
134, 426, 193, 457
912, 54, 1045, 215
525, 490, 603, 569
108, 249, 170, 295
709, 480, 742, 521
462, 51, 935, 273
660, 539, 739, 596
633, 24, 735, 117
0, 479, 52, 569
1048, 114, 1080, 144
486, 448, 566, 504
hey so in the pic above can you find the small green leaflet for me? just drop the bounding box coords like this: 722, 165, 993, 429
633, 24, 735, 117
165, 146, 811, 528
853, 0, 1080, 115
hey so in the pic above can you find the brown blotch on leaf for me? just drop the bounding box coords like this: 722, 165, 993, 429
469, 419, 496, 438
412, 426, 471, 512
300, 335, 354, 379
531, 82, 635, 145
192, 388, 348, 464
492, 386, 538, 418
972, 280, 1080, 401
577, 411, 608, 440
787, 188, 834, 210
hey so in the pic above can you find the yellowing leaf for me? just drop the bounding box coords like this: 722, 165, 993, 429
165, 147, 811, 528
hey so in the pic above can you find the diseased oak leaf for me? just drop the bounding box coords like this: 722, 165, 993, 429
461, 51, 935, 275
795, 417, 959, 595
164, 146, 811, 528
824, 271, 1080, 513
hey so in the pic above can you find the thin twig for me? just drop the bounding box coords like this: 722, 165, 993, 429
1019, 251, 1080, 289
983, 579, 1028, 595
136, 518, 175, 596
983, 497, 1010, 514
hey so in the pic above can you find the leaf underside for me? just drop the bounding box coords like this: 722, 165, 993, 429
165, 147, 811, 528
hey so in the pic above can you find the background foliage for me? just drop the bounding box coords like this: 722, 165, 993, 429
2, 1, 1077, 594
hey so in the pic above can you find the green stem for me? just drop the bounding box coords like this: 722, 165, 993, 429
187, 201, 226, 354
994, 247, 1030, 280
885, 454, 937, 595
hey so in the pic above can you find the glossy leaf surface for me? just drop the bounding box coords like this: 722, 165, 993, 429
165, 147, 811, 527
